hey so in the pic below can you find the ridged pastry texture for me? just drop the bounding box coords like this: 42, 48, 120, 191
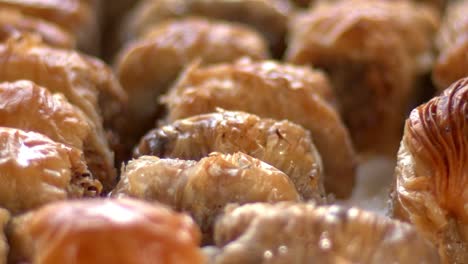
432, 0, 468, 91
211, 202, 440, 264
120, 0, 292, 56
286, 0, 439, 156
0, 7, 75, 49
0, 36, 127, 189
0, 0, 99, 54
113, 152, 300, 240
7, 199, 204, 264
391, 78, 468, 263
0, 80, 112, 194
135, 110, 325, 202
115, 18, 269, 151
0, 208, 8, 264
164, 58, 355, 198
0, 127, 101, 214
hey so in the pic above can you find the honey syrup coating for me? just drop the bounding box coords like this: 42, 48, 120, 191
0, 0, 99, 54
113, 152, 300, 240
0, 36, 127, 189
163, 58, 355, 198
432, 0, 468, 91
286, 0, 439, 156
135, 110, 325, 202
0, 127, 101, 215
0, 80, 113, 194
0, 208, 8, 264
115, 17, 269, 152
7, 199, 204, 264
120, 0, 293, 57
211, 202, 440, 264
391, 78, 468, 263
0, 7, 75, 49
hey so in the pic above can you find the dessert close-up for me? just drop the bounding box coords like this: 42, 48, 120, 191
0, 0, 466, 263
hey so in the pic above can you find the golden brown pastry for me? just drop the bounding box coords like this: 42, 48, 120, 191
391, 78, 468, 263
115, 18, 269, 151
0, 208, 8, 264
0, 8, 75, 48
120, 0, 293, 56
134, 111, 324, 201
164, 58, 355, 198
0, 35, 126, 129
7, 198, 204, 264
286, 0, 439, 156
0, 0, 99, 54
0, 80, 114, 192
0, 35, 127, 179
0, 127, 101, 214
113, 152, 300, 239
212, 202, 440, 263
432, 0, 468, 91
135, 110, 325, 202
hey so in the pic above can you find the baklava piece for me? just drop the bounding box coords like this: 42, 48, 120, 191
432, 0, 468, 91
286, 0, 439, 155
0, 35, 127, 181
115, 18, 269, 150
0, 127, 101, 214
212, 203, 440, 263
0, 0, 99, 54
164, 58, 355, 198
0, 81, 114, 192
391, 78, 468, 263
121, 0, 292, 56
7, 199, 204, 264
113, 152, 300, 240
0, 7, 75, 48
135, 110, 325, 202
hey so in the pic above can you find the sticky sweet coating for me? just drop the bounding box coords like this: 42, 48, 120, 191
135, 110, 325, 202
164, 59, 355, 198
0, 128, 101, 214
286, 0, 439, 156
213, 202, 440, 263
115, 17, 269, 153
113, 152, 300, 239
392, 78, 468, 263
8, 199, 204, 264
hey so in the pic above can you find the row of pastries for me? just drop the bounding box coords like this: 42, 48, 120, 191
0, 0, 466, 263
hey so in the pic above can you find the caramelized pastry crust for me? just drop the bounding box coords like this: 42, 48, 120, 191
432, 0, 468, 90
7, 199, 204, 264
115, 18, 269, 150
0, 35, 127, 131
121, 0, 293, 56
113, 153, 300, 239
212, 203, 440, 263
391, 78, 468, 263
135, 111, 325, 202
0, 36, 127, 188
0, 81, 114, 193
0, 127, 101, 214
0, 0, 99, 54
286, 0, 439, 155
164, 59, 355, 198
0, 8, 75, 48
